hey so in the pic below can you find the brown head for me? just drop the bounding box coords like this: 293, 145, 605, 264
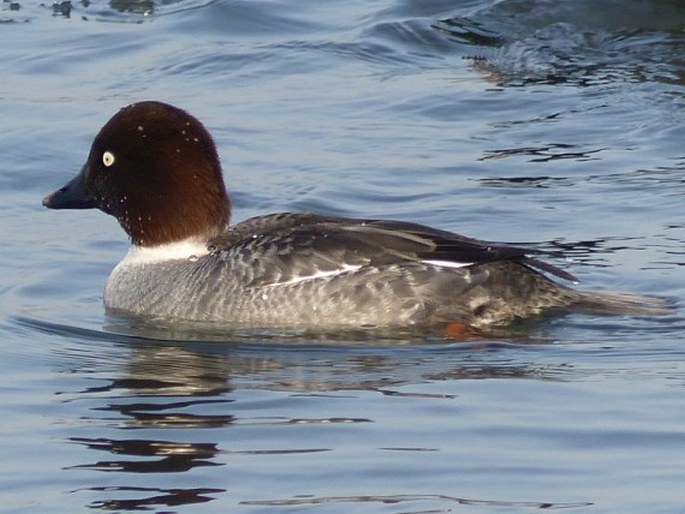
43, 101, 231, 246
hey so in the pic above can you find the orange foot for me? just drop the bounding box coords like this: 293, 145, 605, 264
444, 321, 480, 340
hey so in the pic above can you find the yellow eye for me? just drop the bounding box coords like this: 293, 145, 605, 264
102, 151, 115, 167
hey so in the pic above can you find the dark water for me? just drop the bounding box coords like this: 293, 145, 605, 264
2, 0, 685, 512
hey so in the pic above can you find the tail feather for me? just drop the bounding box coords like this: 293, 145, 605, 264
570, 290, 673, 317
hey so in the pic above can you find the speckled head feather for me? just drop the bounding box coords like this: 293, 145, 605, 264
44, 101, 231, 246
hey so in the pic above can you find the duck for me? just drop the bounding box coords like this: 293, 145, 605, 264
42, 101, 669, 330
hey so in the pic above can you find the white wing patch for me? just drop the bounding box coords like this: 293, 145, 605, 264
422, 259, 473, 269
268, 264, 363, 287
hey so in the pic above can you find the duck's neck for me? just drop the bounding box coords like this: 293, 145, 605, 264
121, 237, 210, 265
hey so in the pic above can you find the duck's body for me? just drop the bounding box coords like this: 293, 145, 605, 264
104, 212, 583, 327
43, 101, 669, 330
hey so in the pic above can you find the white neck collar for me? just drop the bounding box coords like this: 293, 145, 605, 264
121, 238, 210, 265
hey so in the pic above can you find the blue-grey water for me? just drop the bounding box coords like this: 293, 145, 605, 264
2, 0, 685, 512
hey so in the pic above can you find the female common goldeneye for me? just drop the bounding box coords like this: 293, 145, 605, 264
42, 101, 668, 329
